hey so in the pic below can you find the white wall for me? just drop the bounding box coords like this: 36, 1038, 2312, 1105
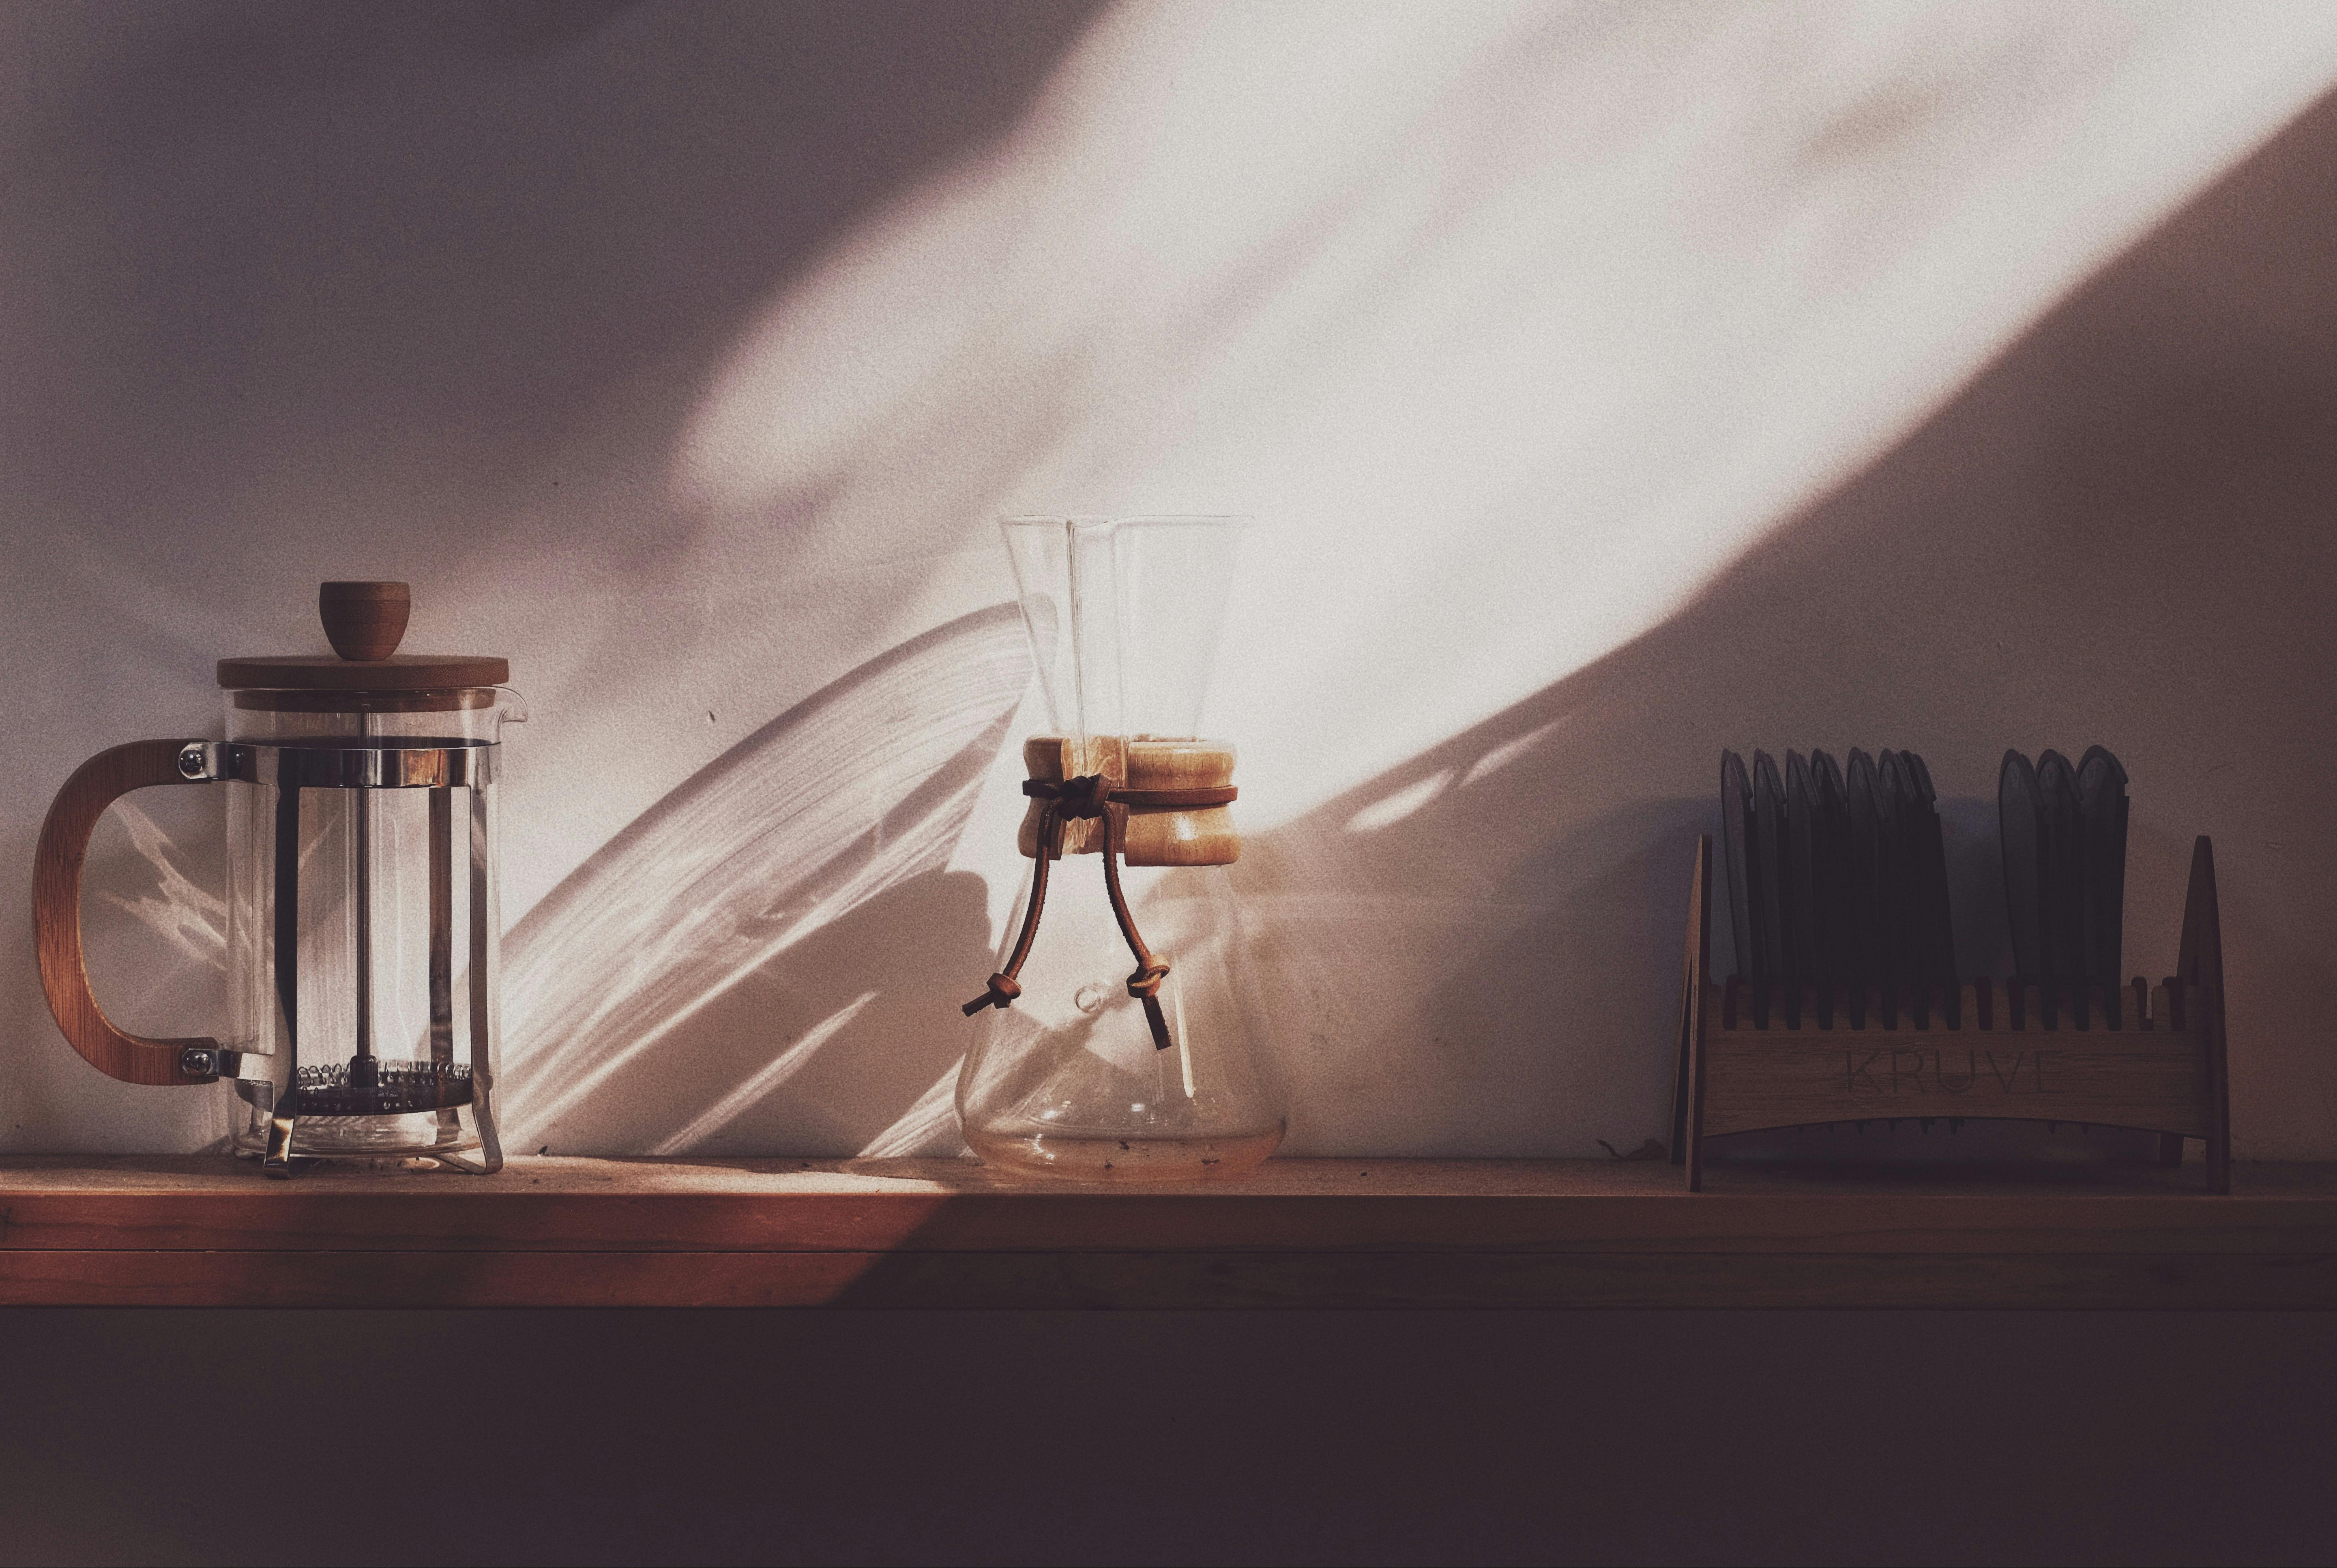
7, 0, 2337, 1158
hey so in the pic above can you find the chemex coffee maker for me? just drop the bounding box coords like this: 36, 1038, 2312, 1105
956, 517, 1286, 1182
32, 582, 522, 1176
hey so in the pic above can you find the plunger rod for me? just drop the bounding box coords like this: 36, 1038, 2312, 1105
428, 787, 453, 1064
273, 784, 300, 1060
264, 780, 302, 1175
350, 712, 380, 1089
352, 790, 375, 1085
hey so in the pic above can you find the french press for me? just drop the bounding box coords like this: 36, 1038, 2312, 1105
32, 582, 522, 1175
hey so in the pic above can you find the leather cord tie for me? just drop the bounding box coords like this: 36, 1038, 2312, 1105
963, 773, 1237, 1051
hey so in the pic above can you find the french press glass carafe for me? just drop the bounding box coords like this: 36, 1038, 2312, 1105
32, 582, 522, 1175
957, 517, 1285, 1182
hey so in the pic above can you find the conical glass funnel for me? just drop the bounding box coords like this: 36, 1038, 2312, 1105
958, 517, 1285, 1182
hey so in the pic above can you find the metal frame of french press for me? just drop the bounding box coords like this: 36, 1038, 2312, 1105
1667, 834, 2231, 1192
235, 740, 503, 1177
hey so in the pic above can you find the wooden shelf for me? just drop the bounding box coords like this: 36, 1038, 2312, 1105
3, 1156, 2333, 1309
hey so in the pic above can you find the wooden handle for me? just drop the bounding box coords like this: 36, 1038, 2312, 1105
32, 741, 222, 1085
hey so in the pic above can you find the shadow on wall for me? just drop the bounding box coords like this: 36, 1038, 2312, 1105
0, 1, 1101, 1152
498, 605, 1027, 1156
1245, 83, 2337, 1159
2, 0, 1104, 592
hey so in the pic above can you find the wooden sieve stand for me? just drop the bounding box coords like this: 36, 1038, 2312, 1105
1668, 834, 2232, 1192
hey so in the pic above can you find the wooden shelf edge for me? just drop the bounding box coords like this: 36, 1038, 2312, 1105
3, 1157, 2333, 1309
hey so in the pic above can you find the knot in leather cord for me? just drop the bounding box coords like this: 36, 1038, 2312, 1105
1021, 773, 1109, 819
962, 972, 1021, 1016
969, 772, 1233, 1051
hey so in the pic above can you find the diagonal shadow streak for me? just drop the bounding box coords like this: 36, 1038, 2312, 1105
1232, 82, 2337, 1161
499, 603, 1028, 1151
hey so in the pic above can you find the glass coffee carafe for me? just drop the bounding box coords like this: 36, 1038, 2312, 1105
32, 582, 521, 1175
957, 516, 1285, 1182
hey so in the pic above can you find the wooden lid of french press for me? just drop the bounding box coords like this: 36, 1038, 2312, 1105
217, 582, 508, 708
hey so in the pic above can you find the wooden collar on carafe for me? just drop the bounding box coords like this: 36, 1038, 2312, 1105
964, 737, 1238, 1052
216, 581, 509, 711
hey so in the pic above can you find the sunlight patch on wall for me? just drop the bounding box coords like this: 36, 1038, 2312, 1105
96, 800, 227, 969
678, 0, 2337, 838
1343, 768, 1453, 835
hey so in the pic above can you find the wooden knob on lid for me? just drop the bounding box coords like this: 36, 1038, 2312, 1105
218, 581, 505, 704
320, 581, 411, 662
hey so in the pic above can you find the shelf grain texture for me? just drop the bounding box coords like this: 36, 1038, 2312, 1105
2, 1156, 2333, 1309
